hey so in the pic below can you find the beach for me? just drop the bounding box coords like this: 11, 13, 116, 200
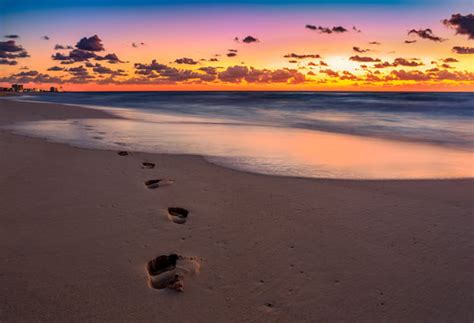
0, 98, 473, 322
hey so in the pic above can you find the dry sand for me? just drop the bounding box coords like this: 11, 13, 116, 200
0, 99, 473, 322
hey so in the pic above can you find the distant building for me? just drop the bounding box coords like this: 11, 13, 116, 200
12, 84, 23, 92
50, 87, 58, 92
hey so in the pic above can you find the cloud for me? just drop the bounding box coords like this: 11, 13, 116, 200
132, 42, 146, 48
52, 44, 124, 64
217, 65, 305, 84
320, 69, 339, 77
91, 63, 127, 76
443, 57, 459, 63
392, 58, 423, 67
47, 66, 64, 71
442, 14, 474, 40
174, 57, 199, 65
76, 35, 104, 51
452, 46, 474, 54
388, 69, 431, 81
94, 53, 125, 63
132, 59, 216, 83
305, 25, 348, 34
408, 29, 444, 42
0, 71, 63, 84
242, 36, 259, 43
228, 49, 238, 53
42, 36, 50, 40
369, 41, 381, 45
4, 35, 19, 39
198, 66, 218, 75
349, 55, 381, 62
54, 44, 73, 50
404, 40, 417, 44
0, 59, 18, 65
352, 26, 361, 33
226, 52, 237, 57
0, 40, 29, 65
284, 53, 321, 59
52, 49, 96, 63
373, 61, 392, 68
353, 47, 370, 53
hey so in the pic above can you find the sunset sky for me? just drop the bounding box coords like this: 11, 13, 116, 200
1, 0, 473, 91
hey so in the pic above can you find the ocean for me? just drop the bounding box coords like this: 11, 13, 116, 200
5, 91, 474, 179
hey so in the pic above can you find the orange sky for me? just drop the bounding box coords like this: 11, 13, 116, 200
1, 2, 473, 91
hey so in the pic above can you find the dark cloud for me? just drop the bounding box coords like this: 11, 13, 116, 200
373, 61, 392, 69
352, 26, 361, 33
452, 46, 474, 54
442, 14, 474, 40
443, 57, 459, 63
408, 29, 444, 42
319, 61, 328, 66
0, 40, 29, 65
306, 25, 348, 34
174, 57, 199, 65
372, 58, 423, 68
320, 69, 339, 77
52, 49, 96, 63
54, 44, 73, 50
288, 60, 298, 63
47, 66, 64, 71
198, 67, 218, 75
340, 70, 359, 81
42, 36, 50, 40
284, 53, 321, 59
0, 59, 17, 65
4, 35, 19, 39
91, 63, 127, 76
218, 66, 305, 84
388, 69, 431, 81
349, 55, 381, 62
95, 53, 125, 64
369, 41, 381, 45
242, 36, 259, 43
404, 40, 417, 44
132, 42, 146, 48
209, 58, 219, 62
132, 59, 216, 83
332, 26, 348, 33
392, 58, 423, 67
353, 47, 370, 53
76, 35, 104, 51
228, 49, 238, 53
67, 65, 90, 77
52, 47, 124, 64
0, 71, 62, 83
226, 52, 237, 57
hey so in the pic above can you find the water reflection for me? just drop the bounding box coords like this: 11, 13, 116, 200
6, 117, 474, 179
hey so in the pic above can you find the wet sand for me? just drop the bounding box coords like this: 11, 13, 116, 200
0, 99, 473, 322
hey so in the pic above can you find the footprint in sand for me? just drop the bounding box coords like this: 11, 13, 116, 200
117, 151, 129, 156
141, 162, 155, 169
145, 179, 174, 189
146, 254, 200, 291
167, 207, 189, 224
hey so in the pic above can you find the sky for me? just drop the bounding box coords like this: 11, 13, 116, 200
1, 0, 473, 91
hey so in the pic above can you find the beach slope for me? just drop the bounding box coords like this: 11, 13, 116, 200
0, 99, 473, 322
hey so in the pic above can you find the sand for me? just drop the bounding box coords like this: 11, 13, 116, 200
0, 99, 473, 322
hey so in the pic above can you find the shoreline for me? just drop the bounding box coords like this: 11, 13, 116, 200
0, 98, 473, 322
3, 97, 473, 181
